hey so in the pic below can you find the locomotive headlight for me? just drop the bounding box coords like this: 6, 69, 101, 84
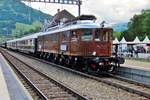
75, 57, 77, 61
92, 51, 96, 56
99, 62, 103, 66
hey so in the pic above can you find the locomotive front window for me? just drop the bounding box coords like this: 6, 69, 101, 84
103, 32, 109, 41
81, 29, 93, 41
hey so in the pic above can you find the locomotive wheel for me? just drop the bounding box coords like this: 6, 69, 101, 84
59, 57, 65, 65
65, 58, 71, 66
108, 65, 115, 72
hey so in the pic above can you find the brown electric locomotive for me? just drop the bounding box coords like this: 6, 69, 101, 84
4, 14, 124, 73
37, 15, 124, 73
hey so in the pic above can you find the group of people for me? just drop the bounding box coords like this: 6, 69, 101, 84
113, 44, 147, 58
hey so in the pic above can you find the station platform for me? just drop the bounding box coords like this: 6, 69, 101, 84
122, 59, 150, 71
0, 53, 33, 100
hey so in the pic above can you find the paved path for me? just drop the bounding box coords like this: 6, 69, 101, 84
122, 59, 150, 71
0, 53, 33, 100
0, 63, 11, 100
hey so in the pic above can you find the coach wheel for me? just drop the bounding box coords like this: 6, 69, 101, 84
40, 52, 43, 59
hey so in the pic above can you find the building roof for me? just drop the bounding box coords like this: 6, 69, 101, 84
50, 9, 75, 27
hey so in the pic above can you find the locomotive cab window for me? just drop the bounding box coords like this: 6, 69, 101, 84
95, 30, 100, 41
81, 29, 93, 41
71, 31, 77, 41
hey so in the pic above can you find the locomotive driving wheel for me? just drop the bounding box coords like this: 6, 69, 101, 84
108, 65, 115, 72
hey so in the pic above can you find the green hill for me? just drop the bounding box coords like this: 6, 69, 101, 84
0, 0, 52, 35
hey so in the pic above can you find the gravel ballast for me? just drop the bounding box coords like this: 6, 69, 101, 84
8, 51, 148, 100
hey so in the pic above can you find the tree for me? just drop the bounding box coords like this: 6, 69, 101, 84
127, 9, 150, 41
11, 21, 42, 38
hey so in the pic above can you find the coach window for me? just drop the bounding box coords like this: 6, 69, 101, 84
30, 40, 32, 45
103, 32, 109, 41
71, 31, 77, 41
81, 29, 93, 41
95, 30, 100, 41
31, 39, 34, 46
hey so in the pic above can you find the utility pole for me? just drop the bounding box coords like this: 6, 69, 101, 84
78, 0, 81, 16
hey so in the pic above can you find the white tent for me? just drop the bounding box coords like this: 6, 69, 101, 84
142, 36, 150, 44
132, 36, 141, 44
120, 37, 127, 44
113, 38, 119, 44
118, 37, 127, 54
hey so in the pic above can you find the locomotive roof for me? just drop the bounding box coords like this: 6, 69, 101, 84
39, 20, 103, 36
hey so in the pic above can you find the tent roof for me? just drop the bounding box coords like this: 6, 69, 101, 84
113, 38, 119, 44
120, 37, 127, 44
133, 36, 141, 44
133, 36, 141, 43
142, 36, 150, 44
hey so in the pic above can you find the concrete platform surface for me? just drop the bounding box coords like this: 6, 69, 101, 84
0, 53, 33, 100
0, 64, 11, 100
122, 59, 150, 71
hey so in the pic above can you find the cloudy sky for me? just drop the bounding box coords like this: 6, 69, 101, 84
23, 0, 150, 24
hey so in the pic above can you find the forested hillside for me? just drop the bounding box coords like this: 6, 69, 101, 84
0, 0, 52, 36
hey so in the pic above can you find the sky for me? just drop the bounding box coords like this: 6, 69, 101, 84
23, 0, 150, 24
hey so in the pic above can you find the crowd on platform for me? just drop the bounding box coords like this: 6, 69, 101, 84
113, 36, 150, 59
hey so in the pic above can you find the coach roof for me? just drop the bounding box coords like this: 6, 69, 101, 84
18, 32, 42, 41
7, 32, 41, 43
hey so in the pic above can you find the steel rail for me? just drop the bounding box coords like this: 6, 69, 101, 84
1, 52, 49, 100
1, 49, 89, 100
1, 48, 150, 99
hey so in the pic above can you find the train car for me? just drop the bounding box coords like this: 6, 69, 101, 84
37, 15, 124, 73
7, 39, 19, 50
17, 33, 41, 54
0, 42, 7, 48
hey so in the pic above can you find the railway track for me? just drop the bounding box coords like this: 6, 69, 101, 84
0, 49, 88, 100
17, 52, 150, 99
1, 48, 150, 99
